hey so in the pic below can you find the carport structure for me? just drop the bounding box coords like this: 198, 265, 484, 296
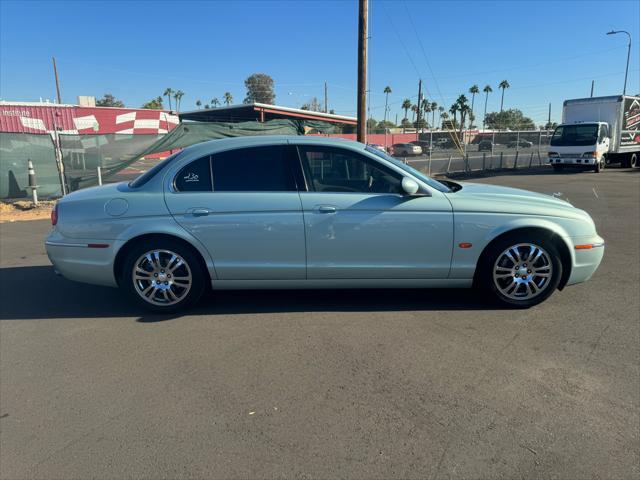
179, 102, 356, 127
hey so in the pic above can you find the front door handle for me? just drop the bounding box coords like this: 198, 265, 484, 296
191, 208, 210, 217
317, 205, 337, 214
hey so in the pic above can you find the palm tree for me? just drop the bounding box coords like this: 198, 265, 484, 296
449, 103, 459, 129
411, 104, 419, 122
223, 92, 233, 105
430, 102, 438, 130
401, 98, 411, 121
440, 111, 449, 130
383, 86, 392, 123
498, 80, 510, 112
482, 85, 492, 131
195, 100, 202, 109
211, 98, 220, 108
163, 88, 174, 111
174, 90, 184, 112
456, 94, 470, 140
469, 85, 479, 126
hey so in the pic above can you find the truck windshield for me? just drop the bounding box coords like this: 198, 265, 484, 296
550, 124, 599, 146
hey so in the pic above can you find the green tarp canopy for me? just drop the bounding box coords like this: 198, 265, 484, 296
133, 119, 337, 159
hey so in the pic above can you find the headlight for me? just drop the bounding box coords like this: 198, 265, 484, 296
582, 151, 597, 158
548, 152, 558, 157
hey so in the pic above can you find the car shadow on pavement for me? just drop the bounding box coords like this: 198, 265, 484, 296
0, 265, 498, 322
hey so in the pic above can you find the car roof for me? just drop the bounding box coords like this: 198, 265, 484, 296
179, 135, 366, 158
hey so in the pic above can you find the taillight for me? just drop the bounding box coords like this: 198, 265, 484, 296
51, 204, 58, 225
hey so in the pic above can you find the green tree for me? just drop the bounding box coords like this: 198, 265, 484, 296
174, 90, 184, 112
449, 103, 459, 128
383, 86, 392, 123
141, 96, 163, 109
484, 109, 535, 130
301, 97, 322, 111
366, 117, 378, 132
482, 85, 493, 130
456, 94, 470, 139
469, 85, 479, 124
498, 80, 510, 112
223, 92, 233, 105
243, 73, 275, 104
438, 106, 445, 128
375, 120, 396, 133
411, 104, 418, 122
195, 99, 202, 109
401, 98, 411, 121
163, 88, 174, 111
95, 93, 125, 108
211, 98, 220, 108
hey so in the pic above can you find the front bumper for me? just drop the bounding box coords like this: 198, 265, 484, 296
548, 157, 598, 167
566, 235, 605, 286
45, 229, 120, 287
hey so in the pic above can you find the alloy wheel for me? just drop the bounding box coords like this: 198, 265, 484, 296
131, 249, 192, 306
492, 243, 553, 300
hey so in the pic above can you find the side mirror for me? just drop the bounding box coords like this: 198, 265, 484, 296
401, 177, 419, 195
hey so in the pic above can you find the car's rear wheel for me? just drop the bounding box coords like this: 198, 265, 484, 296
630, 153, 638, 168
121, 240, 205, 313
479, 235, 563, 308
552, 165, 563, 172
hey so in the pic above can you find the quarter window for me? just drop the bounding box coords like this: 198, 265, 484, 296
174, 156, 212, 192
298, 146, 402, 194
212, 146, 296, 191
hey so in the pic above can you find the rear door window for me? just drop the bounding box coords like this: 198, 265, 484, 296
211, 145, 296, 192
174, 156, 212, 192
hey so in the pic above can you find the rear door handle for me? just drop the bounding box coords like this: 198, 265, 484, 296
317, 205, 337, 214
191, 208, 210, 217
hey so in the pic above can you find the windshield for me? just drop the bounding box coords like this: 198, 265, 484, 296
128, 152, 181, 188
365, 146, 451, 192
550, 124, 599, 147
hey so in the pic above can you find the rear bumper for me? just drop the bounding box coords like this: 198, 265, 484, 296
45, 230, 119, 287
566, 235, 605, 286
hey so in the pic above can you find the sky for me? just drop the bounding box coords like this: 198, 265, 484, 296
1, 0, 639, 125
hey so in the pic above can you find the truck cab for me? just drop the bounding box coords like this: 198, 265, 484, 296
548, 122, 610, 172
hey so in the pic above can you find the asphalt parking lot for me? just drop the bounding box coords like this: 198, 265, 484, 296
1, 168, 638, 479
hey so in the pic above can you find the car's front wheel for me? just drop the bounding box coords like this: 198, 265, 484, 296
479, 235, 563, 308
121, 240, 206, 313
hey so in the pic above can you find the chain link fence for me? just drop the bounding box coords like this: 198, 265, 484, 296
398, 130, 552, 176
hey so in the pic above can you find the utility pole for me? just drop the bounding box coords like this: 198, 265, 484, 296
52, 57, 62, 104
590, 80, 594, 97
324, 81, 328, 113
548, 103, 551, 128
356, 0, 368, 143
416, 79, 422, 140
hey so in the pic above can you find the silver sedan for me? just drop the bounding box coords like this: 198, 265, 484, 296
46, 136, 604, 312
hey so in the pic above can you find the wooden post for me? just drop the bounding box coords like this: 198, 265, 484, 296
356, 0, 368, 144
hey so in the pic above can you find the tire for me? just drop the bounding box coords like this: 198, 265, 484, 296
120, 239, 206, 313
630, 153, 638, 168
594, 158, 604, 173
552, 165, 564, 172
477, 233, 563, 308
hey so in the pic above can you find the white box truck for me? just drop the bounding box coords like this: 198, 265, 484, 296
548, 95, 640, 172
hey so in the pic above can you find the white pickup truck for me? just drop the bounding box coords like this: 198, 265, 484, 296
548, 95, 640, 172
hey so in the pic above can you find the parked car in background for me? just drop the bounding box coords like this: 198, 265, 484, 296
507, 139, 534, 148
478, 140, 493, 152
410, 140, 433, 152
435, 137, 454, 149
368, 144, 388, 154
392, 143, 422, 156
46, 136, 605, 313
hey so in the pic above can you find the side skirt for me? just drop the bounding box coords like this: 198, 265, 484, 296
211, 279, 473, 290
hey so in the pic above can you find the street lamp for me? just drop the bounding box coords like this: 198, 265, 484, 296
607, 30, 632, 96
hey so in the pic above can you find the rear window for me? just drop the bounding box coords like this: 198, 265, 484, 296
129, 152, 180, 188
212, 145, 296, 192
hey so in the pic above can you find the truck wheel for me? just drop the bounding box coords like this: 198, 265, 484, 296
630, 153, 638, 168
594, 158, 604, 173
552, 165, 564, 172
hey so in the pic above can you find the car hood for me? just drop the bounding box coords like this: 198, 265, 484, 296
444, 181, 589, 220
